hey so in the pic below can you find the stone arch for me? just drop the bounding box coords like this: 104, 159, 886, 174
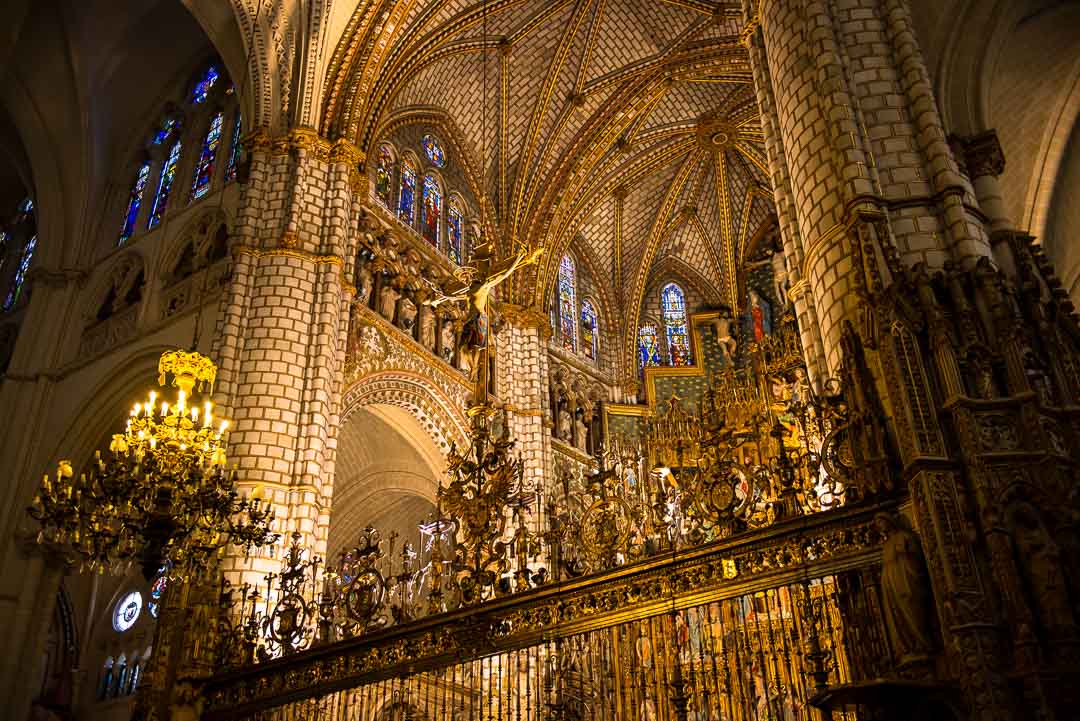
85, 251, 146, 325
158, 207, 232, 285
340, 370, 468, 456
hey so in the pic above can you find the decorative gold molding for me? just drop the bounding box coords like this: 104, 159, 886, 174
606, 403, 649, 417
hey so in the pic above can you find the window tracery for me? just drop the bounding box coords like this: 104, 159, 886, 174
190, 111, 224, 201
421, 134, 446, 167
558, 255, 578, 353
661, 282, 691, 366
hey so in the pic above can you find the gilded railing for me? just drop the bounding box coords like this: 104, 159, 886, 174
201, 502, 893, 720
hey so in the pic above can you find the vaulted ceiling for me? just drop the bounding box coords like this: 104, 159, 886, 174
321, 0, 776, 331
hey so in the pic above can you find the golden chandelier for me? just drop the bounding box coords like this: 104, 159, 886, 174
28, 348, 278, 579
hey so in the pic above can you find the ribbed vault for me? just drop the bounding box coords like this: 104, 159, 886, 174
321, 0, 778, 369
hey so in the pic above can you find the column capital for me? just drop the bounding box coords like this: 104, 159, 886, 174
955, 130, 1006, 179
498, 302, 552, 339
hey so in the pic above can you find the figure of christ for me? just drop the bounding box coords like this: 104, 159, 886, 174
424, 241, 544, 395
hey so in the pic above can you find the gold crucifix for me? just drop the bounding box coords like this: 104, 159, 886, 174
425, 240, 544, 412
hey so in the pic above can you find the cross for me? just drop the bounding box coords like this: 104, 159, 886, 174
426, 239, 543, 412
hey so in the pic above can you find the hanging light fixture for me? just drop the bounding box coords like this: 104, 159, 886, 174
27, 348, 278, 580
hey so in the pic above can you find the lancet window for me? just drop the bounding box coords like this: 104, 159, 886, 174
421, 174, 442, 247
148, 140, 182, 229
638, 323, 662, 368
447, 197, 464, 265
558, 255, 578, 353
661, 282, 691, 366
375, 144, 394, 207
225, 112, 242, 183
581, 298, 598, 361
190, 112, 224, 201
119, 161, 151, 245
3, 234, 36, 312
398, 159, 417, 224
191, 64, 220, 104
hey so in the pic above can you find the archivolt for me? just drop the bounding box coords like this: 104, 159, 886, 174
340, 370, 468, 455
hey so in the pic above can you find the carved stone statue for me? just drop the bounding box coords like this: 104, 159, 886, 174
1010, 503, 1076, 634
419, 305, 436, 351
398, 293, 417, 333
440, 321, 456, 364
575, 416, 588, 452
558, 406, 573, 442
356, 264, 374, 306
874, 512, 935, 665
379, 283, 400, 323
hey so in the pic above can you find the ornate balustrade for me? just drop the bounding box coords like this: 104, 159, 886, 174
200, 500, 896, 720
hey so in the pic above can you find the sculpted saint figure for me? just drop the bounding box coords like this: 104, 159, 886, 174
440, 321, 456, 365
355, 264, 374, 306
706, 313, 738, 366
874, 512, 935, 664
397, 293, 417, 332
575, 416, 588, 451
419, 305, 436, 351
379, 283, 400, 323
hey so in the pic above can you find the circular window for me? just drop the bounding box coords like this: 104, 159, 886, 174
113, 591, 143, 632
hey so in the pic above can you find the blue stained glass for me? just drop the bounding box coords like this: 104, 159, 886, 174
119, 161, 151, 245
149, 140, 182, 229
661, 282, 691, 366
421, 175, 441, 246
375, 144, 393, 207
448, 200, 464, 264
148, 573, 168, 619
581, 298, 598, 360
558, 255, 577, 353
638, 324, 662, 368
4, 235, 37, 311
152, 116, 180, 145
18, 198, 33, 214
192, 65, 220, 103
191, 112, 224, 201
421, 134, 446, 167
226, 112, 242, 182
398, 161, 417, 224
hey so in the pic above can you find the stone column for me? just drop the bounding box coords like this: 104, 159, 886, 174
497, 304, 553, 549
744, 0, 991, 374
214, 128, 362, 587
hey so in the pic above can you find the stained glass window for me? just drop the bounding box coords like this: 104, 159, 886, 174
3, 235, 36, 311
192, 64, 220, 104
18, 198, 33, 215
581, 298, 598, 361
638, 324, 662, 368
558, 255, 577, 353
148, 573, 168, 619
119, 162, 151, 245
225, 112, 242, 182
421, 134, 446, 167
149, 140, 182, 229
421, 175, 442, 246
661, 282, 691, 366
375, 144, 394, 207
152, 116, 180, 145
447, 199, 464, 264
398, 160, 417, 224
191, 112, 224, 201
112, 591, 142, 633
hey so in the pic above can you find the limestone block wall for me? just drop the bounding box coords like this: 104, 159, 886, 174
214, 129, 363, 587
747, 0, 993, 373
